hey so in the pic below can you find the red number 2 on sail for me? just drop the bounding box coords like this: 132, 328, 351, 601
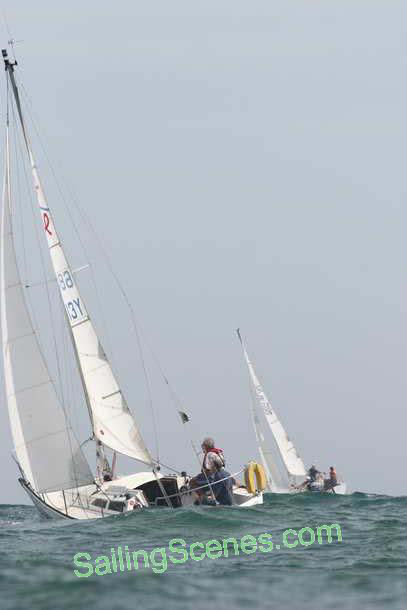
43, 212, 52, 236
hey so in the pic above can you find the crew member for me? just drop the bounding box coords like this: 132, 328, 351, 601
190, 438, 233, 505
97, 440, 113, 482
324, 466, 338, 491
308, 464, 319, 482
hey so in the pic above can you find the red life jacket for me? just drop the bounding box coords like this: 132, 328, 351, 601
202, 448, 225, 470
210, 447, 223, 456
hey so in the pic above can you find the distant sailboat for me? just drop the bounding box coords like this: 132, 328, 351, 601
1, 49, 263, 519
237, 329, 347, 494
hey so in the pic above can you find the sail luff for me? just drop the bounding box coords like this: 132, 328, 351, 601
237, 330, 306, 479
249, 392, 277, 490
5, 59, 152, 466
1, 127, 35, 487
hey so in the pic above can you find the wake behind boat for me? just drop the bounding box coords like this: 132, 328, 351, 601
1, 49, 265, 520
237, 330, 347, 495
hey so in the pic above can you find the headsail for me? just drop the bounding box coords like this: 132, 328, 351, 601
237, 330, 306, 484
5, 53, 152, 467
1, 125, 94, 493
249, 390, 285, 491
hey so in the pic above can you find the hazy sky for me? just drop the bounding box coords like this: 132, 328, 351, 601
1, 1, 406, 504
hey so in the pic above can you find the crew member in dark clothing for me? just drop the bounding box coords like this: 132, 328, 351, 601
308, 465, 319, 482
211, 467, 234, 506
190, 438, 234, 505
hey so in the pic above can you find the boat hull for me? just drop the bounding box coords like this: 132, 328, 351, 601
20, 472, 263, 520
20, 479, 73, 520
302, 482, 347, 495
264, 482, 348, 495
233, 488, 263, 506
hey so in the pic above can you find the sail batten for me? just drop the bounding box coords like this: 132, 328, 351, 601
6, 63, 152, 467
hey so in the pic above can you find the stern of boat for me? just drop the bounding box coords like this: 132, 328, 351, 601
233, 487, 263, 507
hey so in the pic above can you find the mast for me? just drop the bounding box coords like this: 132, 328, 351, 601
3, 49, 153, 468
1, 68, 93, 493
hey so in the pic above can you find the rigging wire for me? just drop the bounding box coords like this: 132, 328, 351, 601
8, 56, 204, 478
16, 80, 161, 467
136, 328, 216, 485
9, 93, 56, 376
15, 76, 117, 475
3, 33, 165, 478
9, 90, 66, 408
9, 82, 28, 289
12, 94, 85, 476
17, 80, 116, 364
134, 324, 210, 476
71, 201, 204, 475
60, 194, 161, 466
0, 45, 201, 506
7, 69, 85, 494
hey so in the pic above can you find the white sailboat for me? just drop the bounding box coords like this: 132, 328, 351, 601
1, 49, 263, 519
237, 329, 347, 494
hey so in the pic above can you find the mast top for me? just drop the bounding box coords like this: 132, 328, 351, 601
2, 48, 17, 71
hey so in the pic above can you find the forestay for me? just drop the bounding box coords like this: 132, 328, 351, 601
6, 66, 152, 467
1, 128, 94, 493
237, 330, 306, 480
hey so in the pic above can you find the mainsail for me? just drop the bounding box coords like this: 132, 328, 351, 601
5, 56, 152, 467
237, 330, 306, 487
1, 126, 94, 493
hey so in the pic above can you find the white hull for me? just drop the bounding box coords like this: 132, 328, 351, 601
264, 482, 348, 495
233, 488, 263, 506
302, 481, 348, 495
329, 482, 347, 495
20, 473, 168, 520
21, 480, 73, 520
20, 472, 263, 521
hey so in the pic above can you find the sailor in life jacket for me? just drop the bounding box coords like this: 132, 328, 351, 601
202, 437, 226, 473
190, 438, 234, 505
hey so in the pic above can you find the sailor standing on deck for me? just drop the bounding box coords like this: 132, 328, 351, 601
324, 466, 338, 491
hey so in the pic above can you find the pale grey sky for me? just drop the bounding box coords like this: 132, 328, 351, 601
1, 1, 406, 503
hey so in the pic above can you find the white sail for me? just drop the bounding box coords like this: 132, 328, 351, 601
1, 127, 94, 493
237, 330, 306, 480
249, 396, 284, 490
7, 68, 152, 467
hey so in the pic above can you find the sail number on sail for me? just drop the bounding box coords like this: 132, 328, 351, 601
66, 297, 85, 323
56, 268, 88, 324
58, 270, 74, 290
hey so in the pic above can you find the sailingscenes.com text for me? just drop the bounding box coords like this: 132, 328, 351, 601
73, 523, 343, 577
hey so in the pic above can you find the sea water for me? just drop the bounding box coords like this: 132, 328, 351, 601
0, 493, 405, 609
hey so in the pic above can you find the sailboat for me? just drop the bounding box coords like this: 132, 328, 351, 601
237, 330, 347, 494
1, 49, 263, 519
